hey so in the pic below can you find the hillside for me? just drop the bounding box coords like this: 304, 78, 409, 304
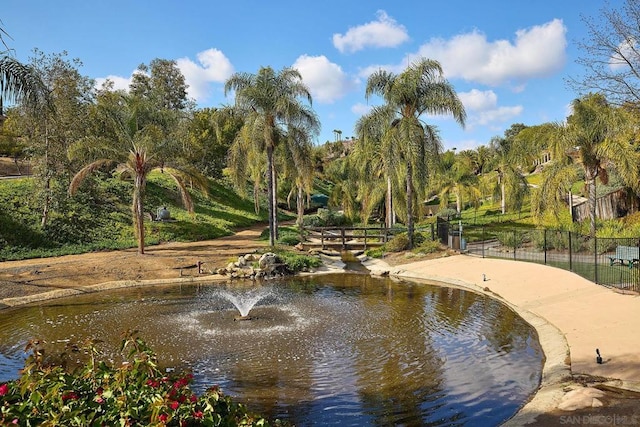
0, 169, 269, 261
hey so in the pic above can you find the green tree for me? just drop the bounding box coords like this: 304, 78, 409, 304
69, 89, 208, 254
355, 105, 398, 227
130, 58, 191, 111
486, 123, 533, 215
281, 126, 315, 227
434, 150, 480, 214
225, 66, 320, 246
365, 59, 466, 248
537, 94, 639, 235
8, 50, 92, 227
185, 107, 242, 178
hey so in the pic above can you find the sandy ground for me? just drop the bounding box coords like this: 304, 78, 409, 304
1, 229, 640, 425
0, 226, 267, 304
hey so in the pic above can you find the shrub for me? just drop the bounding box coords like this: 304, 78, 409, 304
271, 249, 322, 272
495, 231, 524, 249
302, 209, 350, 227
0, 334, 281, 426
385, 233, 410, 252
414, 240, 442, 254
365, 247, 385, 258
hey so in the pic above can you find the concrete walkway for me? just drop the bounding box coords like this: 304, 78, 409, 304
365, 254, 640, 423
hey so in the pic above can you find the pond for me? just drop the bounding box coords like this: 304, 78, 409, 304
0, 273, 543, 426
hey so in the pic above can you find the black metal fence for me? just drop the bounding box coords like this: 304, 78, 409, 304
437, 222, 640, 293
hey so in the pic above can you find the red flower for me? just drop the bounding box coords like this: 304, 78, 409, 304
170, 400, 180, 410
96, 387, 104, 395
159, 413, 168, 422
62, 392, 78, 401
0, 383, 8, 396
146, 379, 160, 388
193, 410, 203, 419
189, 395, 197, 403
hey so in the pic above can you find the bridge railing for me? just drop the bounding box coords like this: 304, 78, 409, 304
302, 226, 397, 250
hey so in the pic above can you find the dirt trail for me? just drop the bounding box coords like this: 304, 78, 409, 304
0, 225, 267, 300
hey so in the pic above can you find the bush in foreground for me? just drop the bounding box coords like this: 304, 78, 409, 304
0, 333, 282, 426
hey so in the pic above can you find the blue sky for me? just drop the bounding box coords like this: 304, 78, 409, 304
2, 1, 617, 150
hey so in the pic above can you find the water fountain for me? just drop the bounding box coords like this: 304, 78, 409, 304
216, 287, 273, 321
0, 274, 544, 426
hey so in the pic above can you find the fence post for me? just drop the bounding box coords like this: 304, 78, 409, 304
544, 229, 547, 265
321, 228, 325, 250
364, 228, 368, 250
341, 227, 346, 250
594, 236, 598, 284
568, 231, 573, 271
482, 225, 485, 258
513, 229, 517, 260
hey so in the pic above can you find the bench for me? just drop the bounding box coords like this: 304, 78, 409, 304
608, 245, 640, 268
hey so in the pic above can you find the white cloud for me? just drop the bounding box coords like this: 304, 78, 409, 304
176, 48, 234, 102
94, 75, 132, 91
609, 38, 637, 70
293, 55, 355, 104
458, 89, 498, 111
333, 10, 409, 54
413, 19, 567, 86
94, 48, 234, 103
458, 89, 522, 127
351, 102, 372, 115
472, 105, 523, 126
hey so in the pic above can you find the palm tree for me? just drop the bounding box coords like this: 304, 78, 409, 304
434, 150, 480, 214
69, 91, 208, 254
0, 56, 48, 124
354, 105, 398, 227
281, 126, 315, 227
486, 130, 532, 215
365, 58, 466, 248
225, 66, 319, 246
538, 93, 639, 235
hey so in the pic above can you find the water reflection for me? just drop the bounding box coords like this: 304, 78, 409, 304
0, 274, 542, 426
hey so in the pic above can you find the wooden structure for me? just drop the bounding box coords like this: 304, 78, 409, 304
302, 226, 394, 250
572, 188, 640, 222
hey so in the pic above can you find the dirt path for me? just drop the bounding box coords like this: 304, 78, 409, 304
0, 225, 267, 301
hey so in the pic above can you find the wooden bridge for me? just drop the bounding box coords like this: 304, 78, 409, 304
301, 226, 396, 251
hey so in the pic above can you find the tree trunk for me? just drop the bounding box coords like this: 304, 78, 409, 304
587, 171, 597, 237
271, 155, 279, 241
406, 161, 414, 249
456, 191, 462, 214
135, 173, 146, 254
386, 176, 393, 228
253, 182, 260, 214
500, 174, 506, 215
568, 190, 574, 221
40, 123, 51, 228
266, 145, 276, 246
296, 185, 304, 227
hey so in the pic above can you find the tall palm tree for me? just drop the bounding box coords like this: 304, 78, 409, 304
227, 123, 267, 215
281, 125, 315, 227
538, 93, 639, 235
486, 131, 532, 215
0, 56, 48, 124
365, 59, 466, 248
355, 105, 398, 227
69, 91, 208, 254
435, 150, 480, 214
225, 66, 319, 246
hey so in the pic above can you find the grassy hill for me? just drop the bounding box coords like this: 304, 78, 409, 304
0, 172, 269, 261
